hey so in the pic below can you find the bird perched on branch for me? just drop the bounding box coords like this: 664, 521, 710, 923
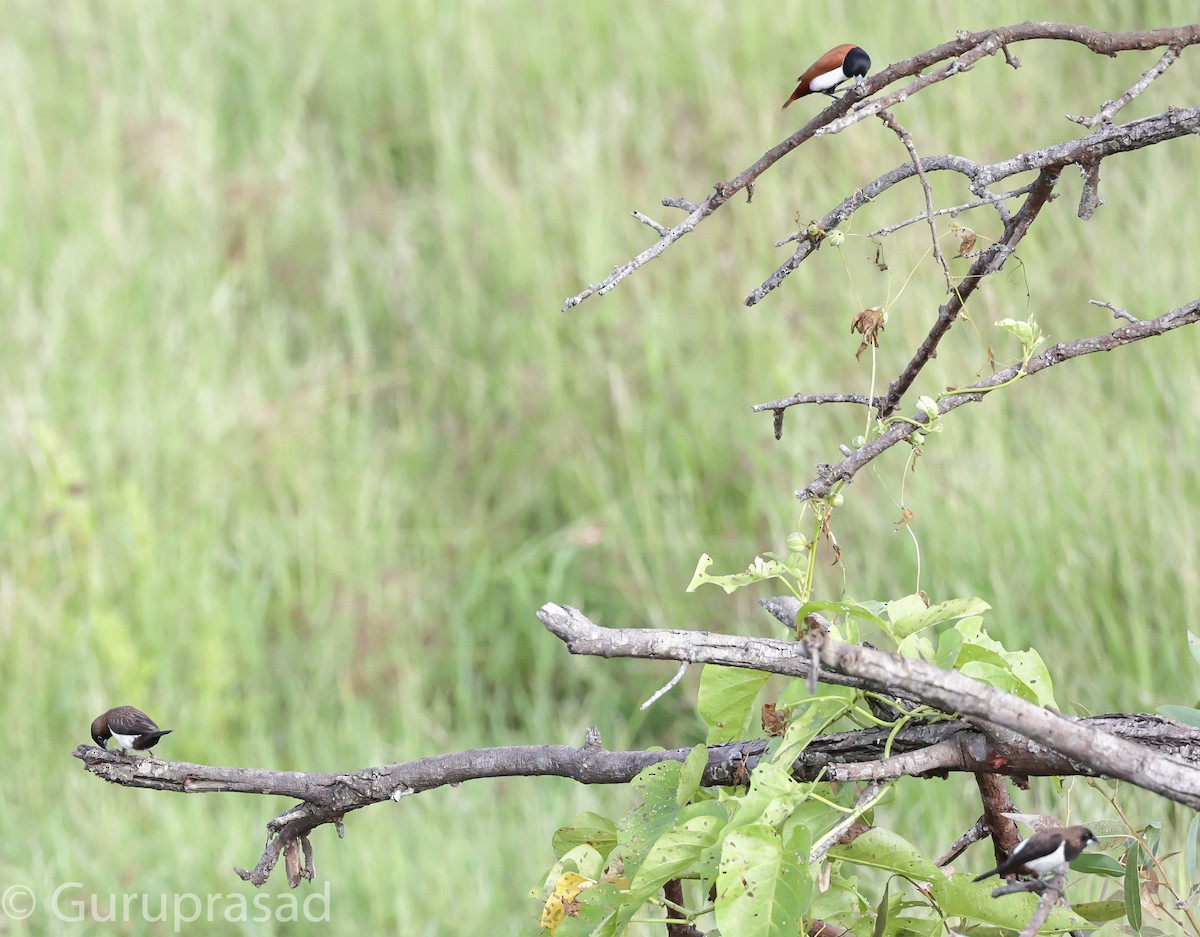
782, 44, 872, 108
91, 706, 173, 753
973, 825, 1098, 881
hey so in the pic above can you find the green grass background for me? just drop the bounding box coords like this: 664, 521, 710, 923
1, 0, 1198, 933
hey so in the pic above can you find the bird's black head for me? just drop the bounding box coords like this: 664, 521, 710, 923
1077, 827, 1098, 847
844, 47, 871, 79
90, 713, 109, 749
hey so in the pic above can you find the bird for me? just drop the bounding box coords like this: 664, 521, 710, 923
781, 44, 872, 109
973, 825, 1098, 881
91, 706, 173, 753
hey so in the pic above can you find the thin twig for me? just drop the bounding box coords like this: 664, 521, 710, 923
877, 109, 953, 292
641, 661, 688, 709
862, 183, 1034, 238
936, 817, 988, 867
1068, 46, 1182, 127
1088, 298, 1138, 322
632, 210, 668, 236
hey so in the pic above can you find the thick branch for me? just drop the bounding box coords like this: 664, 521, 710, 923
537, 603, 1200, 808
73, 693, 1200, 885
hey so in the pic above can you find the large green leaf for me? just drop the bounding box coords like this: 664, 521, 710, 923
676, 743, 709, 806
930, 874, 1091, 932
553, 813, 618, 860
771, 696, 851, 770
621, 813, 725, 928
715, 823, 812, 937
955, 619, 1057, 707
890, 596, 991, 639
617, 761, 682, 875
698, 664, 771, 744
828, 828, 939, 879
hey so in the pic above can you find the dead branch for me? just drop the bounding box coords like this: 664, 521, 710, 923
784, 296, 1200, 501
73, 690, 1200, 886
537, 602, 1200, 809
563, 23, 1200, 311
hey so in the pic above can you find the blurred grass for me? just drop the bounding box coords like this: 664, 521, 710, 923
0, 0, 1198, 933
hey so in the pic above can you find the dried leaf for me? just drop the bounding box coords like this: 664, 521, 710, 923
851, 307, 887, 360
955, 226, 978, 257
761, 702, 787, 737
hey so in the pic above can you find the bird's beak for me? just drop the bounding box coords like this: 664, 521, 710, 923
1088, 835, 1099, 846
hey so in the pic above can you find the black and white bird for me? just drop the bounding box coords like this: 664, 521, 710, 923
781, 44, 872, 108
973, 825, 1098, 881
91, 706, 173, 753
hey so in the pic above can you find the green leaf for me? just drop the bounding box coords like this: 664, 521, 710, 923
931, 875, 1090, 933
1158, 705, 1200, 728
687, 552, 791, 594
871, 878, 889, 937
796, 599, 885, 630
1124, 839, 1143, 933
954, 619, 1057, 706
890, 596, 990, 640
553, 813, 618, 860
828, 828, 939, 879
677, 744, 709, 806
958, 661, 1028, 699
1073, 900, 1132, 924
715, 823, 811, 937
698, 665, 770, 744
771, 696, 850, 770
1142, 821, 1161, 856
934, 628, 963, 669
618, 762, 682, 876
621, 813, 725, 928
715, 761, 806, 837
1071, 853, 1126, 877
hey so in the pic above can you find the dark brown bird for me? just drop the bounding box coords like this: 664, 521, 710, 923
973, 825, 1098, 881
91, 706, 172, 752
781, 44, 872, 108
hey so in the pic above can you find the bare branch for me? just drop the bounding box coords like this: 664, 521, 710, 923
749, 106, 1200, 307
792, 296, 1200, 501
632, 210, 668, 236
1068, 46, 1182, 127
937, 817, 988, 867
862, 183, 1034, 238
1089, 298, 1138, 322
564, 24, 1200, 311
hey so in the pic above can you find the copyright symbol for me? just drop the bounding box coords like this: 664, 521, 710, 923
2, 884, 35, 919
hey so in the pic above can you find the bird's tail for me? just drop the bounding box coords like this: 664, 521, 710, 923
132, 729, 173, 750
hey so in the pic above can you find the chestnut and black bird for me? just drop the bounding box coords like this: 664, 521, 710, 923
781, 44, 871, 108
91, 706, 172, 753
973, 825, 1098, 881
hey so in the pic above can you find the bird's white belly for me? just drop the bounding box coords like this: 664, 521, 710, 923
111, 732, 138, 750
808, 67, 847, 92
